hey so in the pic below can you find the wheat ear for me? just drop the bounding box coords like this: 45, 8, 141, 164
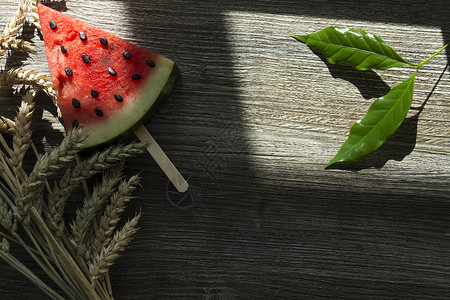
15, 128, 86, 226
91, 174, 140, 258
71, 142, 146, 180
0, 0, 29, 57
0, 37, 36, 54
0, 199, 14, 232
47, 164, 120, 239
70, 170, 124, 260
11, 91, 36, 183
0, 238, 10, 253
0, 68, 56, 102
89, 213, 140, 281
1, 68, 59, 117
0, 117, 15, 135
2, 0, 28, 38
30, 0, 41, 34
47, 143, 145, 238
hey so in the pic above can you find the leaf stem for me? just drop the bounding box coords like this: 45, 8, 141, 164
418, 42, 449, 68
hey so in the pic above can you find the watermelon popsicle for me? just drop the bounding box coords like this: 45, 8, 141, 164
38, 3, 188, 193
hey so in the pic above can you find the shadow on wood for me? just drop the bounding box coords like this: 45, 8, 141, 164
1, 1, 449, 299
318, 54, 392, 100
328, 63, 449, 170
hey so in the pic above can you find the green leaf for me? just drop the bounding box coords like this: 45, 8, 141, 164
325, 71, 417, 168
293, 26, 416, 71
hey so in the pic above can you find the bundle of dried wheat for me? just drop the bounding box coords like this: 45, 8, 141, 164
0, 1, 147, 299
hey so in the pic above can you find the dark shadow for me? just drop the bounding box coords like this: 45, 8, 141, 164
114, 1, 450, 299
29, 0, 450, 185
0, 86, 64, 175
31, 90, 66, 150
317, 54, 391, 99
4, 46, 33, 71
233, 0, 450, 79
0, 87, 20, 120
4, 51, 33, 70
42, 1, 68, 11
327, 113, 420, 170
328, 63, 448, 170
2, 1, 449, 299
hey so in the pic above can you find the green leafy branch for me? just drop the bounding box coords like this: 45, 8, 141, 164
293, 26, 448, 168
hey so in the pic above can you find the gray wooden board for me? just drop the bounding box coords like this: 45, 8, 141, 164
0, 0, 449, 299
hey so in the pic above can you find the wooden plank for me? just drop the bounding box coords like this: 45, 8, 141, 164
0, 0, 449, 299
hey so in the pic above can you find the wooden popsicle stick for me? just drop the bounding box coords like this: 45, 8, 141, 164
134, 124, 188, 193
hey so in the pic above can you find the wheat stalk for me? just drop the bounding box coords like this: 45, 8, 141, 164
2, 0, 28, 38
0, 237, 10, 253
91, 174, 140, 258
0, 67, 58, 124
30, 207, 102, 300
29, 0, 41, 33
11, 91, 36, 182
0, 68, 56, 103
47, 167, 79, 238
0, 0, 29, 57
0, 37, 36, 54
28, 127, 85, 185
0, 2, 148, 297
7, 68, 55, 99
0, 116, 15, 134
70, 170, 123, 260
89, 213, 140, 282
0, 144, 22, 196
72, 142, 146, 180
47, 143, 145, 239
0, 198, 14, 232
101, 142, 148, 165
15, 128, 86, 226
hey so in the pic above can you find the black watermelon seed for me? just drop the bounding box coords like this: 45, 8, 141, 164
61, 45, 67, 54
114, 93, 123, 102
95, 108, 103, 117
72, 98, 80, 108
49, 21, 57, 30
146, 59, 156, 68
91, 89, 99, 98
99, 37, 108, 45
122, 50, 131, 59
64, 67, 73, 77
79, 31, 87, 41
108, 67, 117, 76
72, 119, 79, 128
131, 73, 142, 80
81, 54, 91, 63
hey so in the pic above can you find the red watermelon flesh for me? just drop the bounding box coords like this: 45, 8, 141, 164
38, 3, 179, 149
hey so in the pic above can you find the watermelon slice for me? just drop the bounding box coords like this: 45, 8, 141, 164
38, 4, 188, 193
38, 3, 179, 149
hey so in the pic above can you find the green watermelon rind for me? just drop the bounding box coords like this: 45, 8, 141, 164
37, 3, 180, 151
74, 61, 180, 150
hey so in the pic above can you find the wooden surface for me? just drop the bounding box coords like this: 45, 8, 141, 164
1, 0, 449, 299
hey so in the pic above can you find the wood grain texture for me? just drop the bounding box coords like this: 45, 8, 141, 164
0, 0, 449, 299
